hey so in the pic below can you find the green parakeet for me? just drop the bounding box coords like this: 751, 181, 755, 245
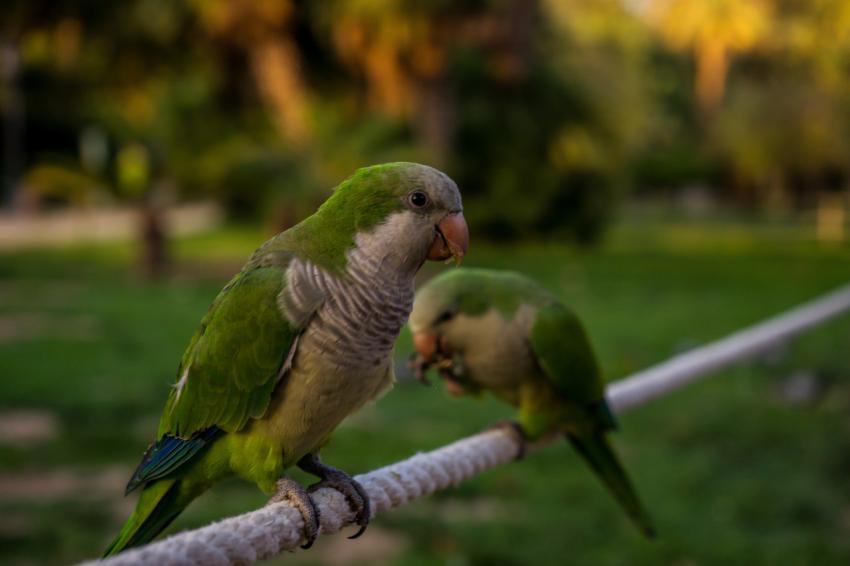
408, 268, 654, 537
105, 163, 468, 556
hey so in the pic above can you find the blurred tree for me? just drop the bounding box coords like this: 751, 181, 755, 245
312, 0, 633, 243
648, 0, 774, 117
704, 0, 850, 208
189, 0, 312, 144
1, 41, 24, 209
1, 0, 195, 274
2, 0, 661, 245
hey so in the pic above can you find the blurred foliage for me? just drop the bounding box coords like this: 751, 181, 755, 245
3, 0, 850, 240
22, 163, 107, 208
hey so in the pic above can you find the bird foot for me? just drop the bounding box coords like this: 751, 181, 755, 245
408, 353, 471, 398
485, 420, 528, 460
298, 454, 371, 539
407, 352, 432, 385
408, 353, 456, 386
267, 477, 321, 549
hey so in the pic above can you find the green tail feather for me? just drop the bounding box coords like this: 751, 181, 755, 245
567, 431, 656, 538
103, 478, 187, 557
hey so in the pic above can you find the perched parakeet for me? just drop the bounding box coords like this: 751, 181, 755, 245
408, 268, 654, 537
105, 163, 468, 555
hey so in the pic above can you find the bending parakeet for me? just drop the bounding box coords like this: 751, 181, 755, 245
105, 163, 468, 556
408, 268, 654, 537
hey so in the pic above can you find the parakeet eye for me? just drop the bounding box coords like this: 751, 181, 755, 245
409, 191, 429, 208
435, 308, 455, 323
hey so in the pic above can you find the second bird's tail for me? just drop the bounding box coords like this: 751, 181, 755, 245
566, 431, 656, 538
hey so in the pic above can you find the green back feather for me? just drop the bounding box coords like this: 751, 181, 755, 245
528, 302, 604, 406
158, 265, 298, 437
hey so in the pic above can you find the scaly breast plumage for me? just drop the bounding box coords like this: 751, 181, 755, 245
286, 256, 413, 371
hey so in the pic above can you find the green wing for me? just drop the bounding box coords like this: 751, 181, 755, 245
528, 302, 607, 410
158, 264, 309, 438
529, 303, 653, 535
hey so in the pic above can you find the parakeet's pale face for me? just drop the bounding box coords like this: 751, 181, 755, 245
373, 165, 468, 270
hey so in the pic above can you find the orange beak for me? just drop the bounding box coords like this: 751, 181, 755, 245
412, 331, 439, 361
427, 212, 469, 265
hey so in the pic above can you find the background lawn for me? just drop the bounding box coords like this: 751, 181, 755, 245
2, 219, 850, 565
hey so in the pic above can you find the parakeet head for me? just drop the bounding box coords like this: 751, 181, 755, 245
284, 162, 468, 274
408, 268, 481, 364
409, 268, 545, 363
369, 162, 467, 266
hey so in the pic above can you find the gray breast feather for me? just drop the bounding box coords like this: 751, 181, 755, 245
283, 255, 413, 370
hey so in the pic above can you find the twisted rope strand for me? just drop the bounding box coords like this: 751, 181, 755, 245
86, 283, 850, 566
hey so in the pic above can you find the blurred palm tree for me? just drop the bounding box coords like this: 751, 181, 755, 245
312, 0, 537, 162
190, 0, 311, 144
648, 0, 773, 117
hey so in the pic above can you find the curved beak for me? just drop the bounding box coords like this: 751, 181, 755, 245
412, 331, 439, 361
427, 212, 469, 265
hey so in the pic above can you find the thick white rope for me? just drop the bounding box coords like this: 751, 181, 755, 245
607, 282, 850, 412
86, 282, 850, 566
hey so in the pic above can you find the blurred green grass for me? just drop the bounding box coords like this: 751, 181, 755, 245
2, 219, 850, 565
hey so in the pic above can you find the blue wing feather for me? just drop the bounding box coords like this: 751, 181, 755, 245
125, 427, 223, 494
